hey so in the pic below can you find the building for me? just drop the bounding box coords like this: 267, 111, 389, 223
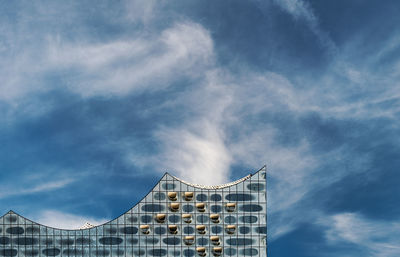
0, 167, 267, 257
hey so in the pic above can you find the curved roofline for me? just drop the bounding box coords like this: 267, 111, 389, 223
0, 172, 170, 231
168, 165, 266, 190
1, 166, 266, 230
168, 173, 252, 189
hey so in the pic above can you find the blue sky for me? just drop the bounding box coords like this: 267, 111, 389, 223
1, 0, 400, 256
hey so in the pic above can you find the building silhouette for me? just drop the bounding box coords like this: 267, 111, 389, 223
0, 167, 267, 256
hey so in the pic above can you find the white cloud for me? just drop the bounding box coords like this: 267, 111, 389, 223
321, 213, 400, 257
46, 22, 214, 97
26, 179, 75, 193
124, 0, 160, 24
156, 120, 232, 185
0, 20, 214, 103
0, 47, 47, 103
273, 0, 336, 52
274, 0, 315, 21
0, 178, 74, 199
34, 210, 108, 229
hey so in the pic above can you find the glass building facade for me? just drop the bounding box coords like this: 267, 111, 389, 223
0, 167, 267, 257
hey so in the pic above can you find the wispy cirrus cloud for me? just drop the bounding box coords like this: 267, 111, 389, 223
272, 0, 336, 52
156, 120, 232, 185
46, 22, 214, 98
320, 213, 400, 257
124, 0, 161, 25
0, 178, 74, 199
0, 21, 213, 102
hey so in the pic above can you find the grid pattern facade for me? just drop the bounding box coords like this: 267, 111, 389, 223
0, 168, 267, 257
